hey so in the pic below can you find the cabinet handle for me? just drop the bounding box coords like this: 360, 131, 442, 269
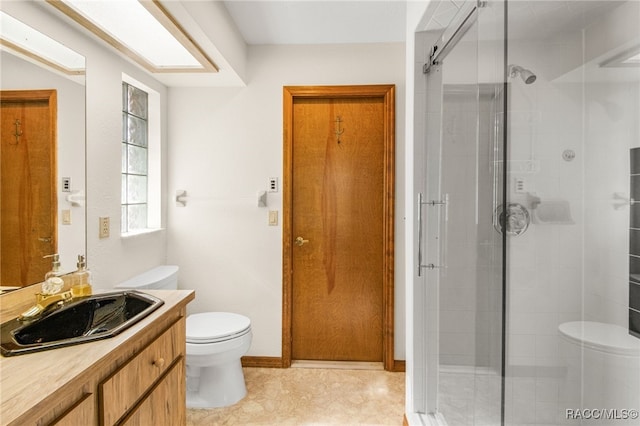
153, 358, 165, 368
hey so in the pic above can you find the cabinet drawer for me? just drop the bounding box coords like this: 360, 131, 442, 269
100, 317, 185, 425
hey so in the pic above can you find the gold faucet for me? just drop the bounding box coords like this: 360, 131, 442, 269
19, 290, 73, 320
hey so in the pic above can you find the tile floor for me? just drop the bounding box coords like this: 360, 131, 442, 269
186, 367, 405, 425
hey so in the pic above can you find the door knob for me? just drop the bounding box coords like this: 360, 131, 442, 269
295, 236, 309, 246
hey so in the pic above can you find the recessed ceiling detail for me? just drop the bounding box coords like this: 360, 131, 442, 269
0, 11, 85, 75
46, 0, 218, 73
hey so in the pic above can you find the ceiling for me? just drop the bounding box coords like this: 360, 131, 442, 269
222, 0, 407, 45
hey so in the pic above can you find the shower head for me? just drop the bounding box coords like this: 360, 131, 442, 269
509, 64, 537, 84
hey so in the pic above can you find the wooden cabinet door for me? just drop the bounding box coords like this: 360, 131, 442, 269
50, 393, 95, 426
120, 359, 185, 426
100, 318, 184, 425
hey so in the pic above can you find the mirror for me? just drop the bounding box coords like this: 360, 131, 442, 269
0, 13, 86, 289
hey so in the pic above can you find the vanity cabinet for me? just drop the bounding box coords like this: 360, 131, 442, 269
0, 289, 194, 426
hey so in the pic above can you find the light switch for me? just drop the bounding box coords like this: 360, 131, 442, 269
62, 209, 71, 225
268, 210, 278, 226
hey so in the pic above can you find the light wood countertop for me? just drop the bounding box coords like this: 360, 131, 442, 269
0, 289, 194, 426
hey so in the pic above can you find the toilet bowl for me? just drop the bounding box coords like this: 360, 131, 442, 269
116, 266, 252, 408
186, 312, 252, 408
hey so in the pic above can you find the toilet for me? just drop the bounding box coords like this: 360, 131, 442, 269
116, 265, 252, 408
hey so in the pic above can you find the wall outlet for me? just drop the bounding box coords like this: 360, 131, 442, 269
99, 217, 110, 238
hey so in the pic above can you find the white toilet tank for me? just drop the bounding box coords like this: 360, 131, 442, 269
116, 265, 179, 290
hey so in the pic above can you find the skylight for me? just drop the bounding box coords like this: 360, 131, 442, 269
47, 0, 217, 73
0, 11, 85, 75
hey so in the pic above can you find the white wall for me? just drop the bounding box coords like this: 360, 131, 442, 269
85, 47, 169, 287
167, 42, 406, 358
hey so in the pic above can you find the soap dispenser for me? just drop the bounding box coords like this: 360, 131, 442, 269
71, 255, 92, 297
41, 254, 64, 295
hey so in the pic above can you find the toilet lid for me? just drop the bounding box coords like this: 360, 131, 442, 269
187, 312, 251, 343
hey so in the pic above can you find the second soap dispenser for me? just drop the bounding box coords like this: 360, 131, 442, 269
71, 255, 92, 297
42, 254, 65, 295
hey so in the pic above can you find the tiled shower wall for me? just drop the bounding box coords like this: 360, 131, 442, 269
630, 148, 640, 338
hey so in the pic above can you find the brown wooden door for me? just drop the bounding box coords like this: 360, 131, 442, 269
287, 86, 394, 363
1, 90, 57, 287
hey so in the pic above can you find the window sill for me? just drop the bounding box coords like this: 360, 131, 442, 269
121, 228, 165, 239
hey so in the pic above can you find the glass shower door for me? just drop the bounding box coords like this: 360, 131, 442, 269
418, 1, 506, 423
503, 1, 640, 424
436, 80, 505, 425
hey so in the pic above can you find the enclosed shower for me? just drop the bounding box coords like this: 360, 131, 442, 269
411, 0, 640, 425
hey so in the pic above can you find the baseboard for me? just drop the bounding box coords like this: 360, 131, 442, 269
241, 356, 406, 371
241, 356, 284, 368
403, 414, 409, 426
392, 360, 406, 372
292, 360, 384, 370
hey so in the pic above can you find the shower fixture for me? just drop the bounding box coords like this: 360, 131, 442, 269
508, 64, 537, 84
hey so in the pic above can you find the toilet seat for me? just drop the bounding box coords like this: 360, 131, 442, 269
187, 312, 251, 344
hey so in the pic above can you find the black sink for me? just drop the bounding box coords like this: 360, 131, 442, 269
0, 291, 163, 356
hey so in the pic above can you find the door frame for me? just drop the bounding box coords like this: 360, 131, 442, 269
282, 85, 396, 371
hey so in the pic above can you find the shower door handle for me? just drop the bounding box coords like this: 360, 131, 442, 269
418, 193, 425, 276
417, 193, 447, 276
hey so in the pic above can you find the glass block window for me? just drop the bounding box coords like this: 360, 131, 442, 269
122, 82, 149, 233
